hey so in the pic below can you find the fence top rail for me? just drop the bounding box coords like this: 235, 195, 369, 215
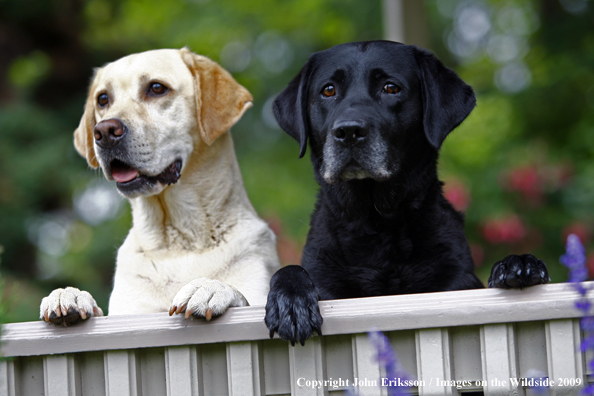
1, 281, 589, 357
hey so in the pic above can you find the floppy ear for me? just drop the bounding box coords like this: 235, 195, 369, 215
414, 47, 476, 150
272, 61, 312, 158
73, 69, 101, 168
181, 48, 253, 146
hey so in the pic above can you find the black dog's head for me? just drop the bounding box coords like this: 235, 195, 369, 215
273, 40, 475, 185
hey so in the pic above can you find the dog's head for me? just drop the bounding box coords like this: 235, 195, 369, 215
74, 48, 252, 198
273, 40, 475, 184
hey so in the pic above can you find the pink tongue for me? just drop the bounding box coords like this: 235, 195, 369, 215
112, 167, 139, 183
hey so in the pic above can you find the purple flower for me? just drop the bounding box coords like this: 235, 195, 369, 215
560, 234, 591, 314
525, 369, 548, 395
577, 299, 593, 312
367, 330, 411, 396
581, 334, 594, 353
560, 234, 594, 395
560, 234, 588, 284
345, 387, 359, 396
575, 282, 589, 297
582, 384, 594, 396
581, 317, 594, 332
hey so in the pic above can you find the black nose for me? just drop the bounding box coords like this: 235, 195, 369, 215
94, 118, 127, 149
331, 120, 369, 146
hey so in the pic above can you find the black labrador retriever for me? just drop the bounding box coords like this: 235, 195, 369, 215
265, 40, 549, 346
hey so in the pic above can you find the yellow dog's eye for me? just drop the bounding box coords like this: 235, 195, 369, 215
383, 83, 400, 94
322, 85, 336, 97
97, 93, 109, 107
149, 82, 168, 96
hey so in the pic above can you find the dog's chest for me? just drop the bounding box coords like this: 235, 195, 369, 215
350, 232, 416, 279
114, 237, 235, 301
306, 227, 423, 297
341, 220, 415, 261
164, 222, 233, 251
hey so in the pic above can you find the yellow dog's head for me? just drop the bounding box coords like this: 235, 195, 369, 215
74, 48, 252, 198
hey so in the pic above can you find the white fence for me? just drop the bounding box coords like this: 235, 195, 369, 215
0, 282, 591, 396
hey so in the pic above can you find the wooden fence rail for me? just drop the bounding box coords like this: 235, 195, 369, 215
1, 282, 591, 396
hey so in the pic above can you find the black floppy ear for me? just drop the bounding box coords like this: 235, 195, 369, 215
273, 61, 311, 158
414, 47, 476, 149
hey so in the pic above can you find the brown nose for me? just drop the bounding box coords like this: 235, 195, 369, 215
94, 118, 127, 148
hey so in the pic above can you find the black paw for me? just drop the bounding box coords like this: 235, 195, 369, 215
265, 265, 323, 346
488, 254, 550, 289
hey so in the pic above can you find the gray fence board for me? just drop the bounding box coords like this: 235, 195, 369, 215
416, 328, 454, 396
0, 360, 17, 396
546, 319, 583, 396
226, 341, 265, 396
352, 333, 384, 396
480, 324, 520, 396
43, 354, 79, 396
165, 345, 201, 396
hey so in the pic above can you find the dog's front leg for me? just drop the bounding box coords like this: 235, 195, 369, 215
169, 278, 248, 320
40, 287, 104, 325
265, 265, 323, 346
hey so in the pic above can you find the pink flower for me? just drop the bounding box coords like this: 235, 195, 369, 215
505, 166, 543, 204
470, 243, 484, 267
443, 178, 471, 212
482, 215, 526, 244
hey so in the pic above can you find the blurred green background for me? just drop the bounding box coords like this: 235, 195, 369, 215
0, 0, 593, 323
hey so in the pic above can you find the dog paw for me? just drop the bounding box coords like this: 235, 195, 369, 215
488, 254, 550, 289
169, 278, 248, 320
265, 265, 323, 346
40, 287, 104, 326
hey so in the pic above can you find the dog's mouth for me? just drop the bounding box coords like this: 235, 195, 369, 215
324, 157, 393, 184
338, 160, 372, 181
110, 159, 182, 187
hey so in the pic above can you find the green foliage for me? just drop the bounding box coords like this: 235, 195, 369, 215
431, 0, 594, 282
1, 0, 593, 323
8, 51, 52, 89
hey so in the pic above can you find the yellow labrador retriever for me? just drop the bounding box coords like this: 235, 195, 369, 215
40, 48, 280, 324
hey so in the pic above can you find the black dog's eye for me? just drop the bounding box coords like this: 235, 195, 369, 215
148, 82, 169, 96
383, 83, 400, 94
322, 85, 336, 97
97, 93, 109, 107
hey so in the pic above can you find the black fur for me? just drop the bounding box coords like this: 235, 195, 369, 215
265, 41, 549, 345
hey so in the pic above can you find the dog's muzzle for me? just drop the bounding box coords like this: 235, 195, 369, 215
93, 118, 183, 196
322, 119, 392, 183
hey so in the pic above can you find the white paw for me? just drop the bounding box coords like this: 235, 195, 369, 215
169, 278, 249, 320
40, 287, 103, 325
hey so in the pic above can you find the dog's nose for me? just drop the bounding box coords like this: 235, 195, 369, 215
94, 119, 127, 148
331, 120, 369, 146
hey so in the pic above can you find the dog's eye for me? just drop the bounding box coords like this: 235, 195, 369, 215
322, 85, 336, 97
383, 83, 400, 94
97, 93, 109, 107
149, 82, 169, 96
